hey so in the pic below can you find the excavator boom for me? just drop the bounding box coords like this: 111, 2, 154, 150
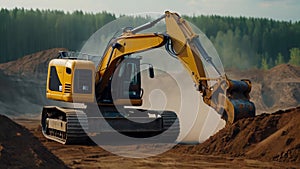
163, 11, 255, 123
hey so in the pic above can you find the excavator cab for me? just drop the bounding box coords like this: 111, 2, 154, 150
112, 56, 142, 100
98, 56, 144, 106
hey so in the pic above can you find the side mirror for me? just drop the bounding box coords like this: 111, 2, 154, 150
149, 65, 154, 78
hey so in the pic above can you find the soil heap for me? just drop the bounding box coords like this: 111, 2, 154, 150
0, 48, 67, 77
227, 64, 300, 114
175, 107, 300, 163
0, 48, 67, 117
0, 114, 67, 168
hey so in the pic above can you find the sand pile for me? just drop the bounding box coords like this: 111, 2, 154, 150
0, 48, 67, 117
0, 48, 67, 77
175, 107, 300, 163
0, 114, 67, 168
227, 64, 300, 114
262, 64, 300, 111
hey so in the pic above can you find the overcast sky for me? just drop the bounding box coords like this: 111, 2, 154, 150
1, 0, 299, 21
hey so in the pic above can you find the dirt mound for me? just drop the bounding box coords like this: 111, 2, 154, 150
262, 64, 300, 111
266, 64, 300, 82
176, 107, 300, 163
0, 48, 67, 117
227, 64, 300, 114
0, 114, 67, 168
0, 70, 57, 117
0, 48, 67, 77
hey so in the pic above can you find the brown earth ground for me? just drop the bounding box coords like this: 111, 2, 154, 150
13, 107, 300, 169
0, 115, 67, 168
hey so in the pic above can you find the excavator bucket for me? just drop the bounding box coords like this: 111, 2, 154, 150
222, 79, 256, 124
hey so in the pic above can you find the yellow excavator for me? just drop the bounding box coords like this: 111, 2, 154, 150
41, 11, 255, 144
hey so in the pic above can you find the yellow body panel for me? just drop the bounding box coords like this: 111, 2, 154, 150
46, 59, 95, 103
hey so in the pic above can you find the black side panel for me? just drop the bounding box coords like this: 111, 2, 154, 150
74, 69, 93, 94
49, 66, 62, 91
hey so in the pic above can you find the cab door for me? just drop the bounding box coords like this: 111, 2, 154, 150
113, 57, 142, 100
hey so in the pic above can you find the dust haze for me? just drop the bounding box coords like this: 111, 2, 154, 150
132, 48, 225, 143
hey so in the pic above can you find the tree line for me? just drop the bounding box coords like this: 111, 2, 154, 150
185, 15, 300, 69
0, 8, 115, 63
0, 8, 299, 69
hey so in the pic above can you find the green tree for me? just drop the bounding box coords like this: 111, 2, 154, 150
261, 56, 269, 70
288, 48, 300, 66
0, 8, 116, 63
275, 53, 285, 65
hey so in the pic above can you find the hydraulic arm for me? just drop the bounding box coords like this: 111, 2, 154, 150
164, 11, 255, 123
95, 11, 255, 123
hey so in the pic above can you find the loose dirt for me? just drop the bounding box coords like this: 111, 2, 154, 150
227, 64, 300, 114
14, 108, 300, 169
173, 107, 300, 164
0, 48, 67, 77
0, 48, 68, 116
0, 115, 67, 169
